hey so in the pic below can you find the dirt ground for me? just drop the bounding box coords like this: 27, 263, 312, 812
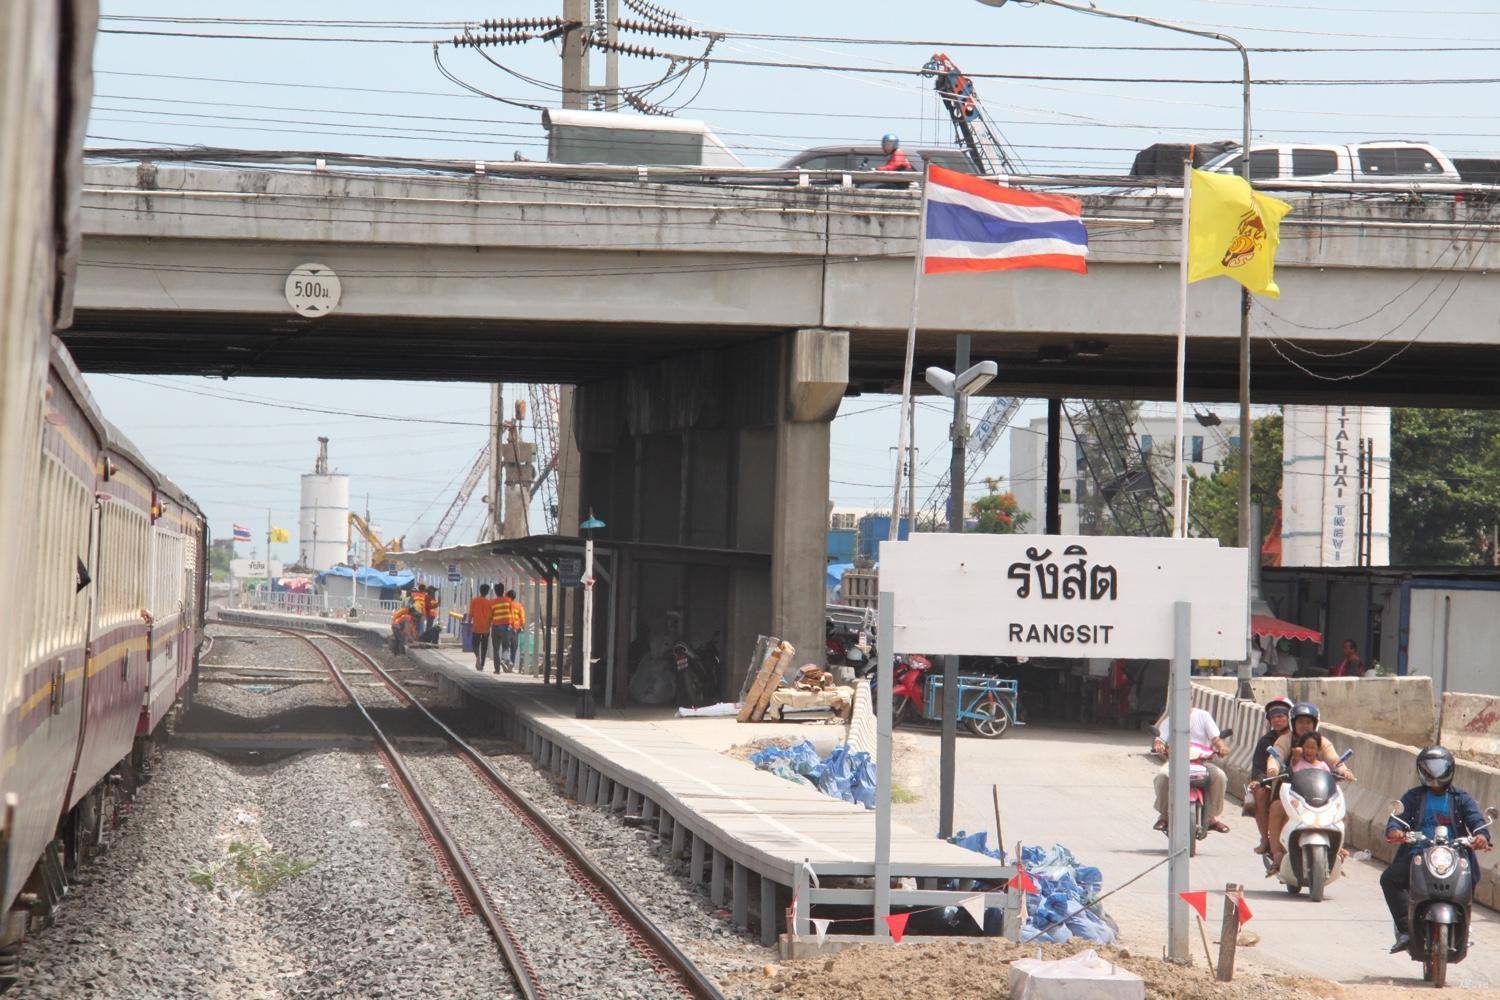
724, 939, 1500, 1000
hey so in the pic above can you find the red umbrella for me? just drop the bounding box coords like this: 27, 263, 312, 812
1251, 614, 1321, 644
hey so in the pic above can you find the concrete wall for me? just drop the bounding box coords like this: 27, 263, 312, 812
1192, 683, 1500, 911
1442, 692, 1500, 758
1189, 676, 1434, 746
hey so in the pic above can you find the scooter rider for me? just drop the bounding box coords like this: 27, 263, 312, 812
1263, 702, 1355, 869
1151, 706, 1230, 834
1382, 745, 1491, 954
1250, 697, 1294, 855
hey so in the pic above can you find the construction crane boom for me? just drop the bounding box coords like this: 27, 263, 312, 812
922, 53, 1027, 177
424, 443, 492, 550
919, 396, 1023, 524
347, 512, 404, 571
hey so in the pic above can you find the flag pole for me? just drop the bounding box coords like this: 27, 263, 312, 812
889, 164, 932, 543
1173, 157, 1193, 539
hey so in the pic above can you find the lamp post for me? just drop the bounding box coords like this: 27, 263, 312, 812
923, 338, 997, 839
978, 0, 1252, 966
577, 510, 606, 719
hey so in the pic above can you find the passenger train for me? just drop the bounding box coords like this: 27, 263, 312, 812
0, 341, 207, 980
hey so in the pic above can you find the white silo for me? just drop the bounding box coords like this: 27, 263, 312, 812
1281, 405, 1390, 567
299, 437, 350, 572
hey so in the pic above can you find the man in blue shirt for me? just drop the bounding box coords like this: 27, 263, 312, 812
1381, 745, 1491, 953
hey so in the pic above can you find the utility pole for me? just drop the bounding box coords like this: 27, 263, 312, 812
604, 0, 620, 110
488, 385, 504, 541
939, 336, 970, 840
562, 0, 590, 111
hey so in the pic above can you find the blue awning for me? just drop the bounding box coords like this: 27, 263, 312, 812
317, 565, 415, 589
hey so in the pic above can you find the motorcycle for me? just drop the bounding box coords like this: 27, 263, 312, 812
889, 653, 935, 725
825, 625, 872, 676
1262, 746, 1354, 901
1155, 730, 1234, 858
670, 633, 721, 709
1389, 801, 1499, 988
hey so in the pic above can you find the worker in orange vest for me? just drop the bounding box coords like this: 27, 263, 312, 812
391, 605, 418, 655
490, 587, 515, 672
424, 584, 441, 640
467, 583, 494, 671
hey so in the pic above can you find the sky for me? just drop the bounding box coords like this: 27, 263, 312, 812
82, 0, 1500, 559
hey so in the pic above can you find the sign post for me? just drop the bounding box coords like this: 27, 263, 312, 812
876, 533, 1247, 956
1168, 601, 1192, 963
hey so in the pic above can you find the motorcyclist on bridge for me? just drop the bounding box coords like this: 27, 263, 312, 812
876, 133, 914, 172
1382, 745, 1491, 954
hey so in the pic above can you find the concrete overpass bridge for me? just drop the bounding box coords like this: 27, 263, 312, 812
69, 156, 1500, 406
65, 154, 1500, 682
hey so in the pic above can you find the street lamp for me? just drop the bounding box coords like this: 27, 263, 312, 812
976, 0, 1253, 966
923, 338, 996, 839
577, 510, 606, 719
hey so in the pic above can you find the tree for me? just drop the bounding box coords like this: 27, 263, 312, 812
1186, 412, 1284, 548
1391, 409, 1500, 564
971, 479, 1031, 534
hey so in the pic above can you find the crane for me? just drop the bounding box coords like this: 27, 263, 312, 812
919, 396, 1024, 526
922, 53, 1027, 177
347, 512, 404, 571
423, 443, 491, 549
527, 384, 561, 534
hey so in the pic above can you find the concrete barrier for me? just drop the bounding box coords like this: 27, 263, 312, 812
1441, 692, 1500, 763
1190, 683, 1500, 911
1183, 676, 1434, 746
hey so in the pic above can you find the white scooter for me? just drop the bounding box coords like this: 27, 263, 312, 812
1263, 746, 1354, 901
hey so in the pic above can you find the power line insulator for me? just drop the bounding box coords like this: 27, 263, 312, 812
539, 20, 582, 42
478, 17, 562, 30
623, 91, 675, 117
587, 36, 682, 60
611, 17, 697, 39
451, 31, 535, 47
623, 0, 682, 25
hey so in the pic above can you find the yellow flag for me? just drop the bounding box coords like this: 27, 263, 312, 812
270, 527, 291, 543
1187, 169, 1292, 299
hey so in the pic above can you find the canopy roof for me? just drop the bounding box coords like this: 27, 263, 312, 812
1251, 613, 1322, 644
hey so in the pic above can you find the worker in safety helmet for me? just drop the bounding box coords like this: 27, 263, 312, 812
876, 133, 914, 172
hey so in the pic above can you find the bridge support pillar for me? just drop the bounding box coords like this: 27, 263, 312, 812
573, 328, 848, 697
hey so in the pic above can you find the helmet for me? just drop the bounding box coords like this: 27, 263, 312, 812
881, 132, 900, 152
1289, 701, 1319, 728
1264, 697, 1293, 719
1416, 745, 1456, 791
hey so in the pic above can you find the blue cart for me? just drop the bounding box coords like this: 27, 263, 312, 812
918, 674, 1023, 739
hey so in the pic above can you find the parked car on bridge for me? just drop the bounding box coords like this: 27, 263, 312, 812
1200, 141, 1462, 186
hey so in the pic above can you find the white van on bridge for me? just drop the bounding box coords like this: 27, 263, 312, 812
1201, 140, 1462, 186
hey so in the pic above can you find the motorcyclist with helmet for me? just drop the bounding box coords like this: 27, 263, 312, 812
1262, 701, 1355, 870
1382, 745, 1492, 953
1249, 697, 1294, 855
876, 133, 914, 172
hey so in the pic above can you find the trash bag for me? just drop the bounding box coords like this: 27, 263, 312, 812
629, 658, 679, 705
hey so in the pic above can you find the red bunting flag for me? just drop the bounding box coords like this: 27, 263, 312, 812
1235, 892, 1253, 927
1178, 890, 1208, 921
885, 912, 910, 944
1013, 867, 1040, 895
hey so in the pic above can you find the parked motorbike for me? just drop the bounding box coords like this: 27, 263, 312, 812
1262, 746, 1354, 901
825, 624, 872, 675
1389, 801, 1499, 988
889, 653, 935, 725
671, 633, 722, 709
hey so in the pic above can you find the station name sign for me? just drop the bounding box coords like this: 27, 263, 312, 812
879, 533, 1249, 660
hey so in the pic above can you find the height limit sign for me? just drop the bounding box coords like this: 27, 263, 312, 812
284, 263, 342, 317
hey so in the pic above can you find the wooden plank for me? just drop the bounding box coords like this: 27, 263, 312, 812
736, 639, 784, 722
748, 641, 796, 722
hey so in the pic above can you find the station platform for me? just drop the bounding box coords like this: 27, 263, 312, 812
213, 608, 1018, 948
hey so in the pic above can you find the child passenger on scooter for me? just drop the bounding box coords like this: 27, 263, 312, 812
1291, 731, 1332, 774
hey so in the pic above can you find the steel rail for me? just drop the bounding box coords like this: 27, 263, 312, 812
227, 622, 542, 1000
310, 630, 728, 1000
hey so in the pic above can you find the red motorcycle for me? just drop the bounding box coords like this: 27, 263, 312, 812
890, 654, 935, 725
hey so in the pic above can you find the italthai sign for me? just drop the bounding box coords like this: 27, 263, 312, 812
879, 533, 1248, 659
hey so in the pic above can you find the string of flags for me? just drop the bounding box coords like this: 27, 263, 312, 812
794, 863, 1044, 946
1178, 889, 1253, 927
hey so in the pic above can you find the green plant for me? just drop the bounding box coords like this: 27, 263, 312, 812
890, 783, 919, 804
189, 840, 316, 894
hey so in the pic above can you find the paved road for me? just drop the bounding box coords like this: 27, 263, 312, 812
890, 723, 1500, 990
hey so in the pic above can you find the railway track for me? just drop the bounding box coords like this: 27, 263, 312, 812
234, 622, 725, 1000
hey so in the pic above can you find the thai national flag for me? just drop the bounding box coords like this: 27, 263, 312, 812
232, 524, 252, 543
922, 164, 1088, 275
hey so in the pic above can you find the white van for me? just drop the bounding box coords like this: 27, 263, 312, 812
1200, 141, 1461, 186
